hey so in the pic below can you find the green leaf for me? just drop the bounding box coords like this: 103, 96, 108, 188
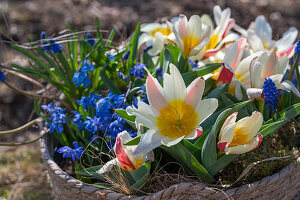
76, 165, 104, 177
115, 109, 136, 129
195, 100, 251, 148
100, 67, 121, 94
182, 63, 221, 86
201, 108, 231, 170
127, 24, 140, 68
130, 162, 151, 190
124, 135, 141, 146
160, 143, 214, 183
259, 120, 286, 137
208, 154, 238, 176
105, 28, 115, 47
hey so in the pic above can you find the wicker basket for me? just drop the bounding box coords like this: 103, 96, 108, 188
40, 133, 300, 200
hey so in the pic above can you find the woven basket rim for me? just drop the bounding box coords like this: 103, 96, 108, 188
40, 132, 300, 199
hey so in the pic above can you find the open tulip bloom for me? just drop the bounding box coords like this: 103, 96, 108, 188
127, 64, 218, 155
217, 111, 263, 155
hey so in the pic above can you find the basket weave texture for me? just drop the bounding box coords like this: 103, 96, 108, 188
40, 134, 300, 200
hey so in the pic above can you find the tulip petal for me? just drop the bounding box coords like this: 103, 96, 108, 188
178, 14, 188, 39
219, 112, 238, 139
219, 122, 235, 143
276, 55, 289, 75
217, 63, 234, 85
247, 30, 264, 51
262, 50, 277, 79
97, 158, 118, 174
115, 137, 136, 171
250, 61, 263, 88
217, 141, 228, 154
269, 74, 284, 86
254, 15, 272, 48
196, 98, 218, 125
172, 24, 184, 51
188, 15, 202, 39
213, 5, 222, 25
185, 77, 205, 108
275, 27, 298, 52
226, 133, 262, 154
163, 64, 186, 102
146, 75, 168, 112
126, 101, 158, 129
132, 129, 163, 156
161, 135, 185, 147
185, 127, 203, 139
278, 80, 300, 98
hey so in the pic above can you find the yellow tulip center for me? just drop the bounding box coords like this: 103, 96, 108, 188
205, 34, 219, 50
150, 27, 172, 37
156, 100, 198, 139
228, 73, 244, 95
228, 126, 250, 147
182, 35, 200, 56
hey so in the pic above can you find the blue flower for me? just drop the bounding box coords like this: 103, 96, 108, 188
118, 72, 128, 81
129, 63, 146, 79
41, 101, 66, 134
123, 50, 130, 60
84, 116, 100, 133
0, 69, 6, 82
86, 33, 96, 47
40, 32, 62, 54
57, 141, 84, 162
71, 111, 84, 131
72, 60, 95, 88
263, 78, 279, 112
106, 53, 116, 62
295, 39, 300, 55
77, 94, 101, 111
144, 45, 153, 52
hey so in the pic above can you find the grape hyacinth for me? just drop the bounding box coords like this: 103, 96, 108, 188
57, 141, 84, 162
41, 101, 66, 134
295, 39, 300, 55
0, 69, 6, 82
41, 32, 63, 54
263, 78, 279, 112
72, 60, 95, 88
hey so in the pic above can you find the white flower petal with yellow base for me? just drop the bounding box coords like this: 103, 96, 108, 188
127, 64, 218, 156
217, 111, 263, 155
170, 14, 211, 57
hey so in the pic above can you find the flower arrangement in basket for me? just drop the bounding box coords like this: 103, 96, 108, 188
1, 5, 300, 197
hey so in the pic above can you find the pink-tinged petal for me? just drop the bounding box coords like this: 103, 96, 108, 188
250, 134, 263, 151
178, 14, 188, 39
250, 61, 263, 88
185, 127, 203, 140
247, 88, 263, 100
222, 18, 235, 39
231, 38, 246, 70
204, 49, 219, 58
279, 45, 295, 58
262, 49, 277, 79
217, 141, 228, 153
217, 63, 234, 85
275, 27, 298, 53
278, 81, 300, 98
115, 137, 136, 171
172, 26, 184, 51
185, 77, 205, 108
146, 75, 168, 112
220, 112, 238, 136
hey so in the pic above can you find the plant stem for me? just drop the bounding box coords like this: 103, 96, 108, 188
0, 129, 48, 146
258, 100, 264, 114
0, 118, 42, 136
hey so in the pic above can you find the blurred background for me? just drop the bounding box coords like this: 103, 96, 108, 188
0, 0, 299, 199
